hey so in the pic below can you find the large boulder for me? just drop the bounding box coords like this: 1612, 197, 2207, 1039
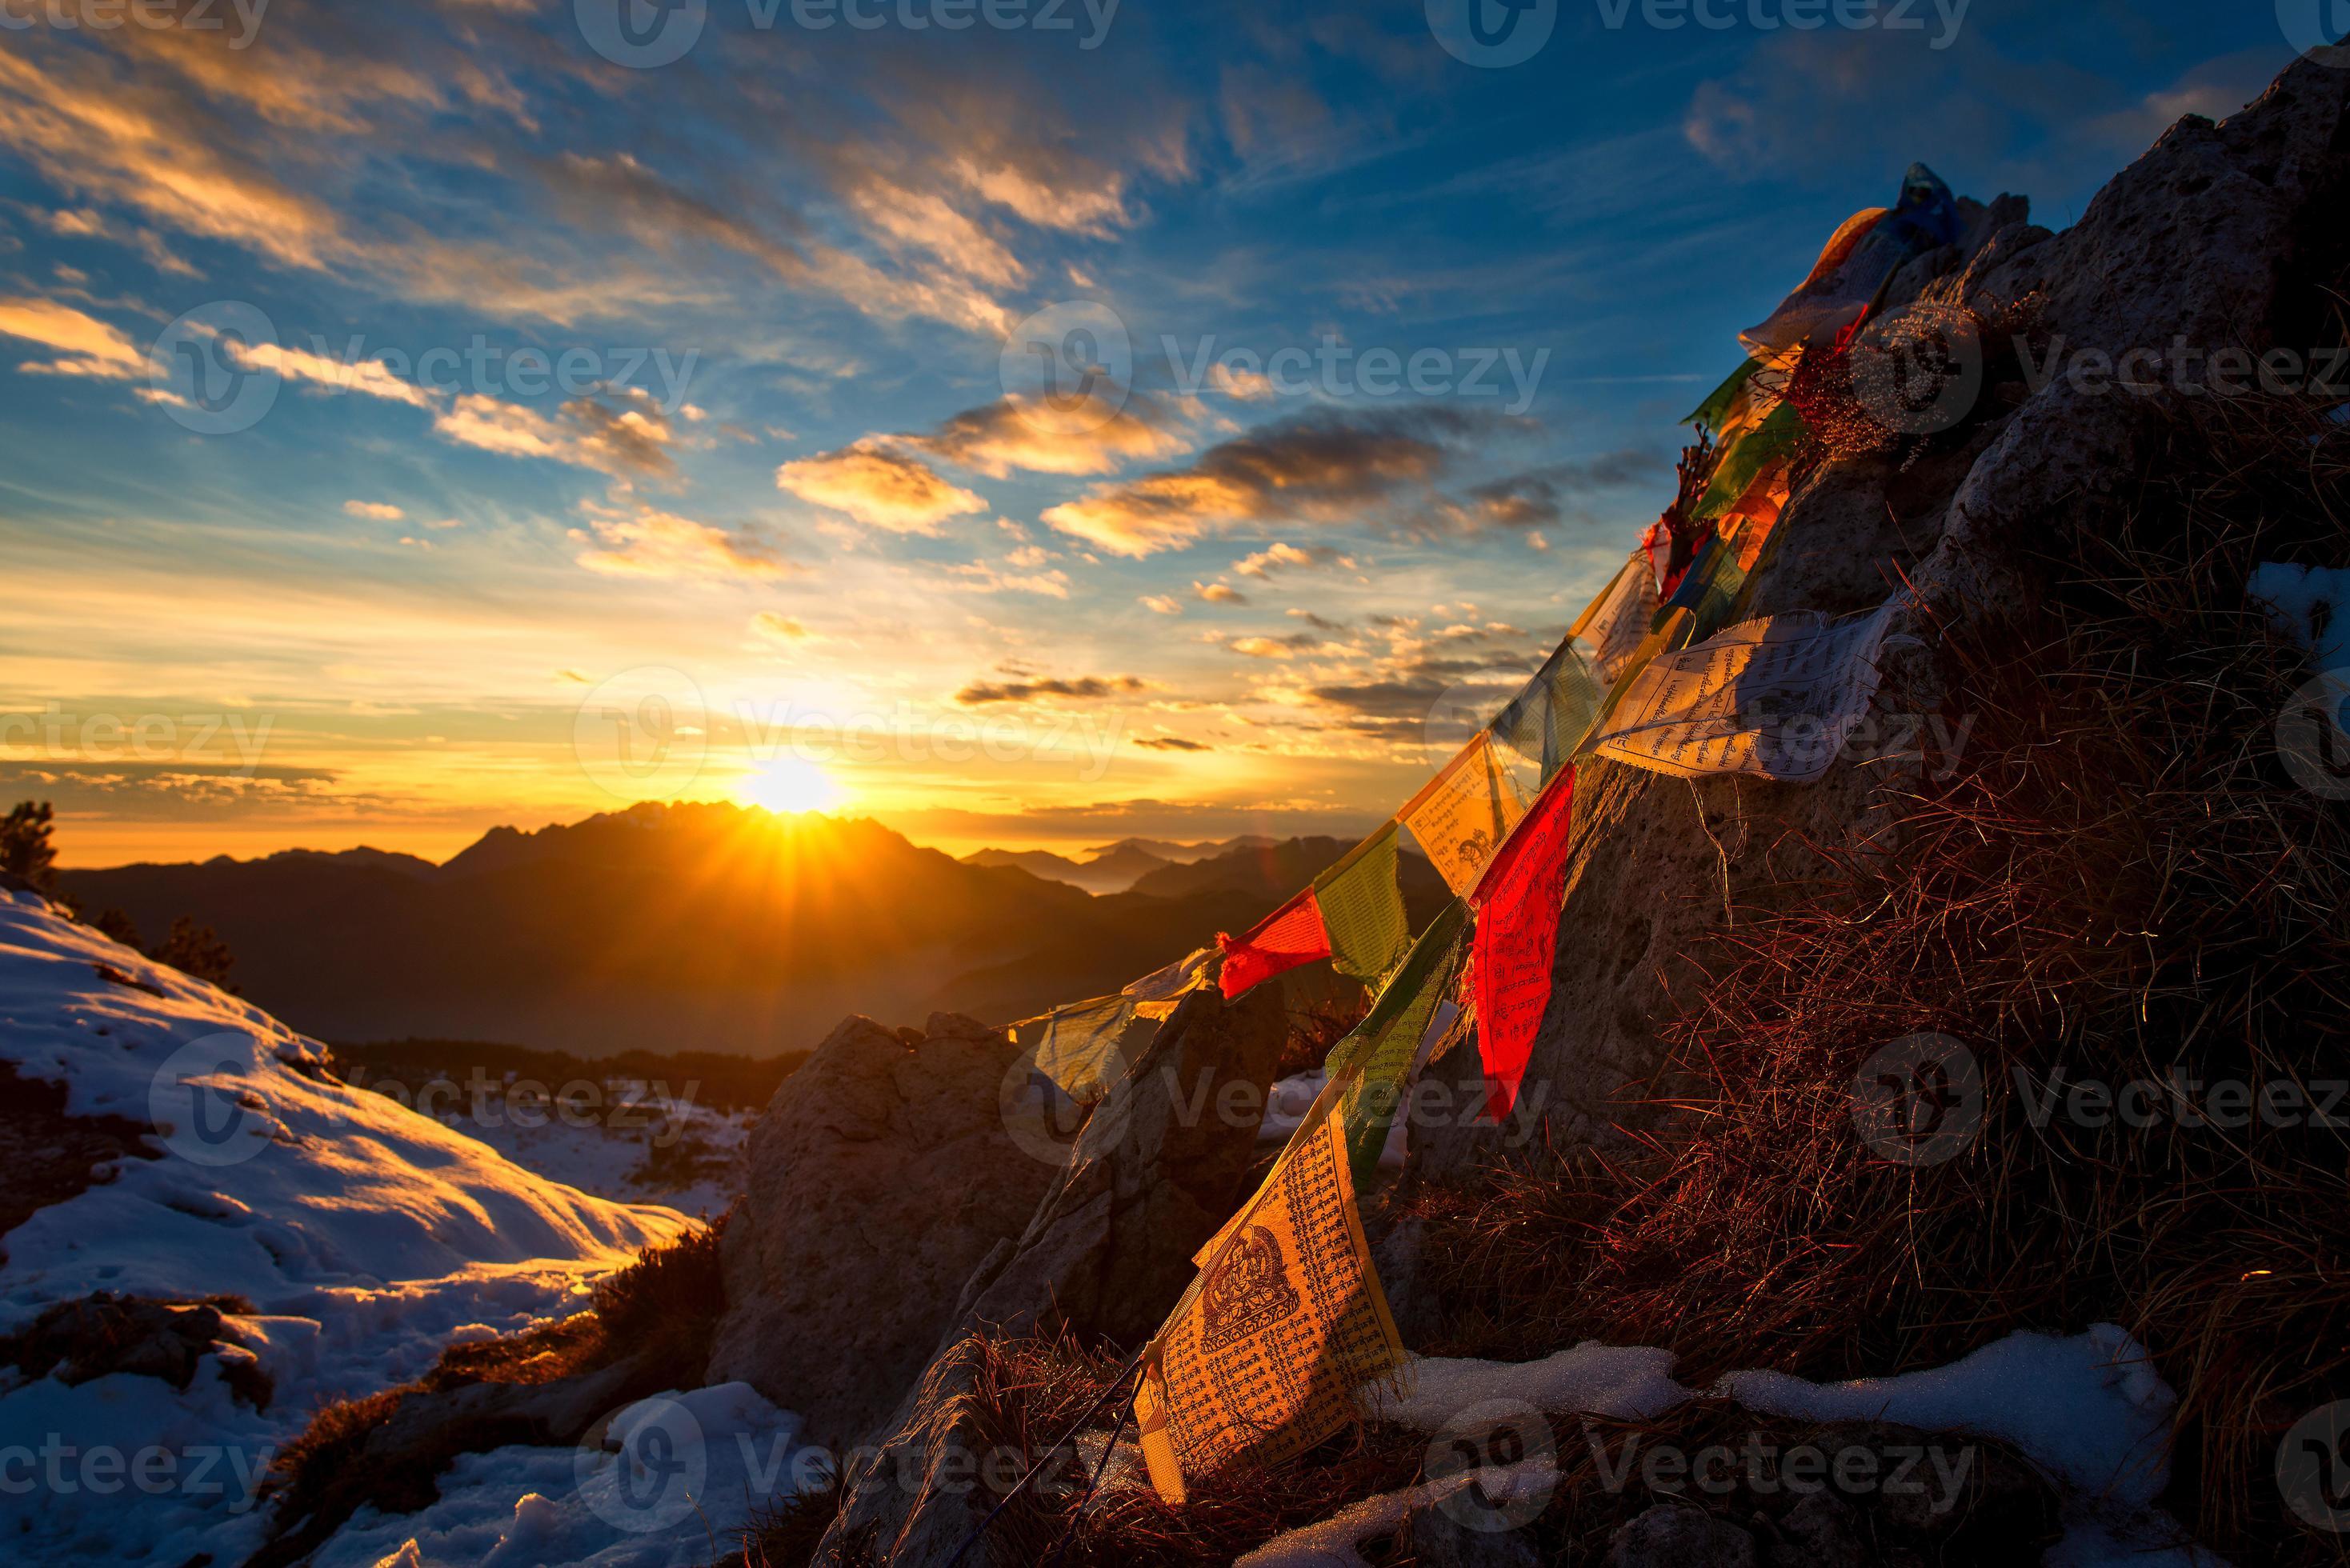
706, 1011, 1059, 1446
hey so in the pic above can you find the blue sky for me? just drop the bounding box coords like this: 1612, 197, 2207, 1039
0, 0, 2316, 864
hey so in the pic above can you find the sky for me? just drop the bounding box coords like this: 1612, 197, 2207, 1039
0, 0, 2317, 866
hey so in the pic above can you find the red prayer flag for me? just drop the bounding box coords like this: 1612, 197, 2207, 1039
1469, 766, 1578, 1121
1216, 887, 1332, 1000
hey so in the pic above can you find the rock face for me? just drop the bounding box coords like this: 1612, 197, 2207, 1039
807, 985, 1287, 1568
1422, 46, 2350, 1179
946, 982, 1287, 1347
706, 1011, 1059, 1446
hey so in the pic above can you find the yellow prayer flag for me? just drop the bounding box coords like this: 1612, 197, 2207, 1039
1135, 1110, 1408, 1504
1398, 733, 1524, 898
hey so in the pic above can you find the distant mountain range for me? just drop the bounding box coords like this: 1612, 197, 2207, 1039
957, 834, 1276, 894
59, 807, 1438, 1057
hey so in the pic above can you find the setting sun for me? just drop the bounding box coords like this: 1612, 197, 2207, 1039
740, 757, 845, 816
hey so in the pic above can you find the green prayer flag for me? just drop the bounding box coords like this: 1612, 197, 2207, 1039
1312, 822, 1411, 986
1689, 550, 1751, 640
1327, 898, 1471, 1185
1685, 358, 1759, 432
1697, 400, 1804, 522
1490, 638, 1603, 786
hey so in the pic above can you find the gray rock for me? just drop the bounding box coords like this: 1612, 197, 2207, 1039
1765, 1491, 1868, 1568
1406, 1504, 1546, 1566
945, 982, 1287, 1348
706, 1010, 1059, 1446
1603, 1505, 1759, 1568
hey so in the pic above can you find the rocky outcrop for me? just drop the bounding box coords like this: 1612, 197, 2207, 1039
807, 984, 1287, 1567
1421, 46, 2350, 1180
706, 1011, 1060, 1446
945, 982, 1287, 1347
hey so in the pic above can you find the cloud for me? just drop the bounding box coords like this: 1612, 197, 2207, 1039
1464, 451, 1669, 529
898, 394, 1195, 479
0, 296, 147, 379
1140, 594, 1184, 615
236, 341, 441, 408
1228, 634, 1320, 660
342, 500, 406, 521
1041, 406, 1503, 558
1135, 736, 1210, 752
0, 49, 342, 270
434, 390, 680, 478
1234, 542, 1351, 578
955, 674, 1151, 706
751, 611, 815, 642
776, 442, 987, 534
1195, 581, 1247, 604
942, 562, 1073, 598
574, 506, 794, 579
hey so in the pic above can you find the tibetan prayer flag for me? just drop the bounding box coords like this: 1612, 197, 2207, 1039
1491, 638, 1603, 786
1573, 555, 1659, 689
1327, 898, 1471, 1185
1217, 887, 1331, 1000
1399, 733, 1525, 898
1311, 822, 1411, 986
1125, 946, 1216, 1019
1134, 1109, 1408, 1504
1685, 358, 1759, 434
1741, 165, 1959, 363
1698, 400, 1804, 522
1018, 994, 1139, 1107
1591, 597, 1906, 781
1470, 766, 1578, 1122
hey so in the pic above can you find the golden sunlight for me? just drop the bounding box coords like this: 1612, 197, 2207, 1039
739, 756, 846, 815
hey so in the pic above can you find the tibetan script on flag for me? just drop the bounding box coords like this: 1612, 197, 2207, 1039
1399, 734, 1524, 898
1134, 1110, 1407, 1504
1591, 598, 1906, 782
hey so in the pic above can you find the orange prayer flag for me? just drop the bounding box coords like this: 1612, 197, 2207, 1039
1216, 886, 1331, 1000
1470, 765, 1579, 1122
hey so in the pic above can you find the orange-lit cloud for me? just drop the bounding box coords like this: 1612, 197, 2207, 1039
575, 506, 793, 578
776, 443, 987, 534
0, 297, 148, 379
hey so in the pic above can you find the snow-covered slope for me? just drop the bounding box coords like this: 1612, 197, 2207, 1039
0, 888, 695, 1566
